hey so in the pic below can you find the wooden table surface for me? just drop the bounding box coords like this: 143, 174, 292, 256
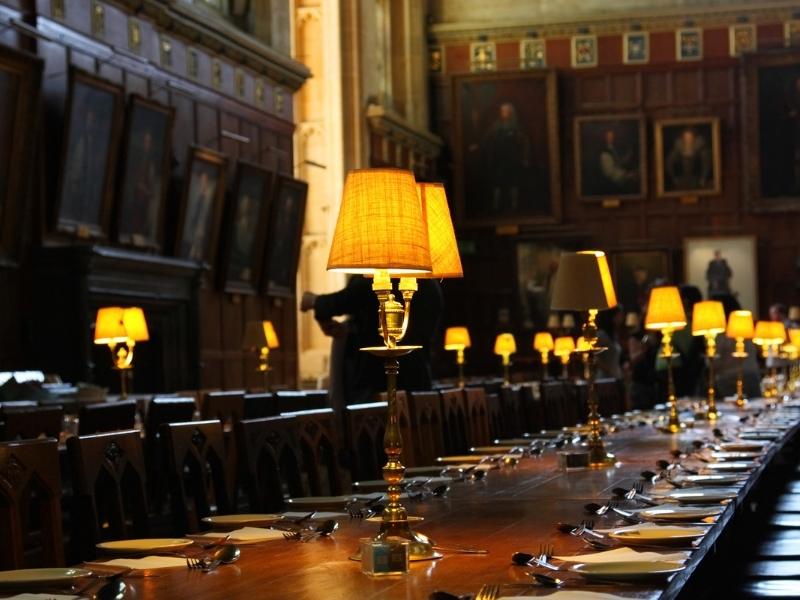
33, 399, 800, 599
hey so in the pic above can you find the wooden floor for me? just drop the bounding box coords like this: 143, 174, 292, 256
18, 399, 799, 600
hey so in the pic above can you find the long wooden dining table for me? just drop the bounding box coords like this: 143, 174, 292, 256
52, 399, 800, 599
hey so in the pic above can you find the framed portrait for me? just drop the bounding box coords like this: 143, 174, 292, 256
729, 24, 756, 57
262, 175, 308, 297
610, 250, 671, 313
623, 32, 649, 65
676, 28, 703, 61
654, 117, 721, 198
470, 42, 496, 72
55, 69, 125, 239
174, 146, 228, 265
520, 39, 546, 69
0, 46, 42, 266
683, 236, 758, 315
115, 95, 174, 250
452, 71, 561, 227
742, 51, 800, 212
574, 115, 646, 201
219, 162, 274, 294
572, 35, 598, 68
516, 241, 571, 331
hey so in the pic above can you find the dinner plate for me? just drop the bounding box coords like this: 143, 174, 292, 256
201, 513, 283, 527
470, 445, 520, 453
638, 505, 723, 521
285, 493, 385, 510
608, 525, 706, 546
570, 561, 685, 582
710, 451, 762, 461
719, 441, 769, 452
738, 431, 781, 441
674, 474, 745, 486
96, 538, 193, 553
663, 487, 739, 504
0, 567, 93, 589
352, 476, 452, 492
703, 461, 757, 472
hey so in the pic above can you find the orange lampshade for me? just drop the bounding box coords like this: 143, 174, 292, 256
790, 306, 800, 322
494, 333, 516, 356
533, 332, 554, 352
94, 306, 149, 344
554, 336, 575, 357
546, 314, 560, 329
753, 321, 775, 346
562, 314, 576, 329
326, 168, 431, 275
417, 183, 462, 279
790, 328, 800, 347
444, 326, 471, 350
242, 320, 280, 350
576, 336, 592, 352
726, 310, 754, 339
644, 286, 687, 331
692, 300, 726, 336
550, 251, 617, 311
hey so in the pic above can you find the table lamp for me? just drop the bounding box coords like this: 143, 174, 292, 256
790, 306, 800, 323
562, 313, 576, 331
546, 314, 560, 330
691, 300, 726, 421
242, 320, 280, 390
327, 171, 461, 561
625, 311, 640, 330
494, 333, 517, 386
753, 321, 785, 399
444, 326, 471, 387
553, 336, 575, 379
93, 306, 149, 399
644, 286, 687, 433
788, 328, 800, 392
769, 321, 787, 398
533, 332, 554, 380
726, 310, 754, 408
550, 250, 617, 466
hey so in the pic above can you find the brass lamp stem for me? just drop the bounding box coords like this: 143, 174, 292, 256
456, 348, 465, 388
258, 347, 271, 391
502, 353, 511, 386
704, 334, 718, 421
582, 309, 614, 467
540, 350, 549, 380
560, 355, 569, 380
381, 357, 406, 523
733, 337, 747, 408
108, 341, 135, 399
660, 329, 681, 433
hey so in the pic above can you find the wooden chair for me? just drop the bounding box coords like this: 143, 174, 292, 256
160, 420, 231, 534
0, 438, 64, 569
439, 388, 469, 454
275, 390, 329, 413
344, 402, 387, 481
235, 416, 304, 511
499, 385, 526, 437
78, 400, 137, 435
540, 381, 572, 429
283, 408, 345, 496
484, 392, 505, 442
464, 387, 491, 447
200, 390, 245, 428
67, 430, 149, 560
2, 406, 63, 441
243, 392, 278, 419
407, 391, 446, 465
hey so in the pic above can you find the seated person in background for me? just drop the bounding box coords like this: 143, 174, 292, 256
301, 276, 444, 405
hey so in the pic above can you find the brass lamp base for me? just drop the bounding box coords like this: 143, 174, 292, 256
588, 451, 617, 469
349, 517, 443, 562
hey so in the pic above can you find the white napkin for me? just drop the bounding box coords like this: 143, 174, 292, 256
280, 511, 346, 520
455, 463, 496, 471
191, 527, 285, 543
499, 593, 632, 600
553, 547, 692, 564
2, 595, 84, 600
96, 555, 187, 570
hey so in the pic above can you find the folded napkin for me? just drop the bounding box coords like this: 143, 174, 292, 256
553, 546, 692, 564
191, 527, 285, 543
499, 593, 632, 600
280, 511, 346, 520
96, 556, 187, 570
2, 595, 84, 600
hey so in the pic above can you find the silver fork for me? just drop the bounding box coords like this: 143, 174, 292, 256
476, 583, 500, 600
186, 557, 205, 570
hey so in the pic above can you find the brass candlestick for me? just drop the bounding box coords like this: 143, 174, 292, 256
540, 349, 550, 380
660, 329, 682, 433
580, 309, 615, 467
455, 348, 466, 388
733, 337, 748, 408
703, 334, 719, 421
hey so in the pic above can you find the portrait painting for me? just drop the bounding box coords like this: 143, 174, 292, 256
743, 51, 800, 212
676, 28, 703, 61
729, 24, 756, 57
572, 35, 598, 68
175, 146, 228, 265
611, 250, 670, 314
0, 46, 41, 265
654, 117, 721, 197
574, 115, 646, 201
220, 162, 273, 294
470, 42, 496, 72
785, 21, 800, 47
516, 241, 568, 331
262, 175, 308, 297
452, 71, 561, 226
623, 32, 648, 64
56, 69, 124, 238
520, 39, 546, 70
683, 236, 758, 315
115, 96, 174, 249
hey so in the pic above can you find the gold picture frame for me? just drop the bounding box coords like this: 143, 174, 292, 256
654, 116, 721, 198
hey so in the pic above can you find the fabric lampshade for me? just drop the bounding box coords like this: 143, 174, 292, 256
494, 333, 516, 356
561, 314, 576, 329
444, 326, 471, 350
94, 307, 149, 344
790, 306, 800, 322
122, 307, 150, 342
243, 320, 280, 350
546, 314, 560, 329
770, 321, 787, 344
417, 183, 462, 279
554, 336, 575, 357
576, 336, 591, 352
625, 311, 640, 328
753, 321, 773, 345
692, 300, 726, 336
533, 332, 554, 351
790, 328, 800, 347
644, 286, 686, 331
327, 168, 432, 275
726, 310, 754, 339
550, 251, 617, 311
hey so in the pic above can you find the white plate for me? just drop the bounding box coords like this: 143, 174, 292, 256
571, 560, 685, 582
704, 461, 757, 472
201, 514, 283, 527
96, 538, 193, 553
639, 505, 723, 521
738, 431, 780, 440
436, 454, 493, 463
720, 441, 769, 452
675, 474, 745, 486
710, 451, 762, 461
0, 567, 93, 589
470, 445, 521, 453
664, 487, 739, 504
608, 525, 706, 546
